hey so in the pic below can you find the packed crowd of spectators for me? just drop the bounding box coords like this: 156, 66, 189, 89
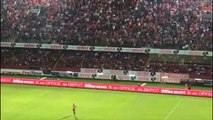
1, 48, 61, 70
148, 63, 212, 79
1, 48, 212, 79
57, 51, 148, 71
146, 63, 212, 77
1, 0, 212, 50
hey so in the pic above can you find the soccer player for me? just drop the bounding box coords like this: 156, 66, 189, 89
72, 103, 76, 115
185, 83, 188, 90
187, 84, 191, 90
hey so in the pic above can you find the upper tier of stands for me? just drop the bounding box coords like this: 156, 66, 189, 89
1, 0, 212, 50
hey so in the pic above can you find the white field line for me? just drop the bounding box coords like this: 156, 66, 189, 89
40, 77, 47, 80
141, 83, 147, 86
164, 99, 183, 120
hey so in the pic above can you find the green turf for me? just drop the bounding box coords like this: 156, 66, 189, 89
1, 75, 212, 91
1, 84, 212, 120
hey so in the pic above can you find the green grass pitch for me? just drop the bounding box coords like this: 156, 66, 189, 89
1, 84, 212, 120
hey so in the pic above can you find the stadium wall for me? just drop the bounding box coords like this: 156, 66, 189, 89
1, 68, 188, 83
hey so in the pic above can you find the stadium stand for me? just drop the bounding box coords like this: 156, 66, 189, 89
1, 48, 212, 79
1, 48, 61, 70
1, 0, 212, 50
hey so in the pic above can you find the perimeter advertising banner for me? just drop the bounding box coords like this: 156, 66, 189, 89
1, 42, 212, 56
1, 77, 212, 98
